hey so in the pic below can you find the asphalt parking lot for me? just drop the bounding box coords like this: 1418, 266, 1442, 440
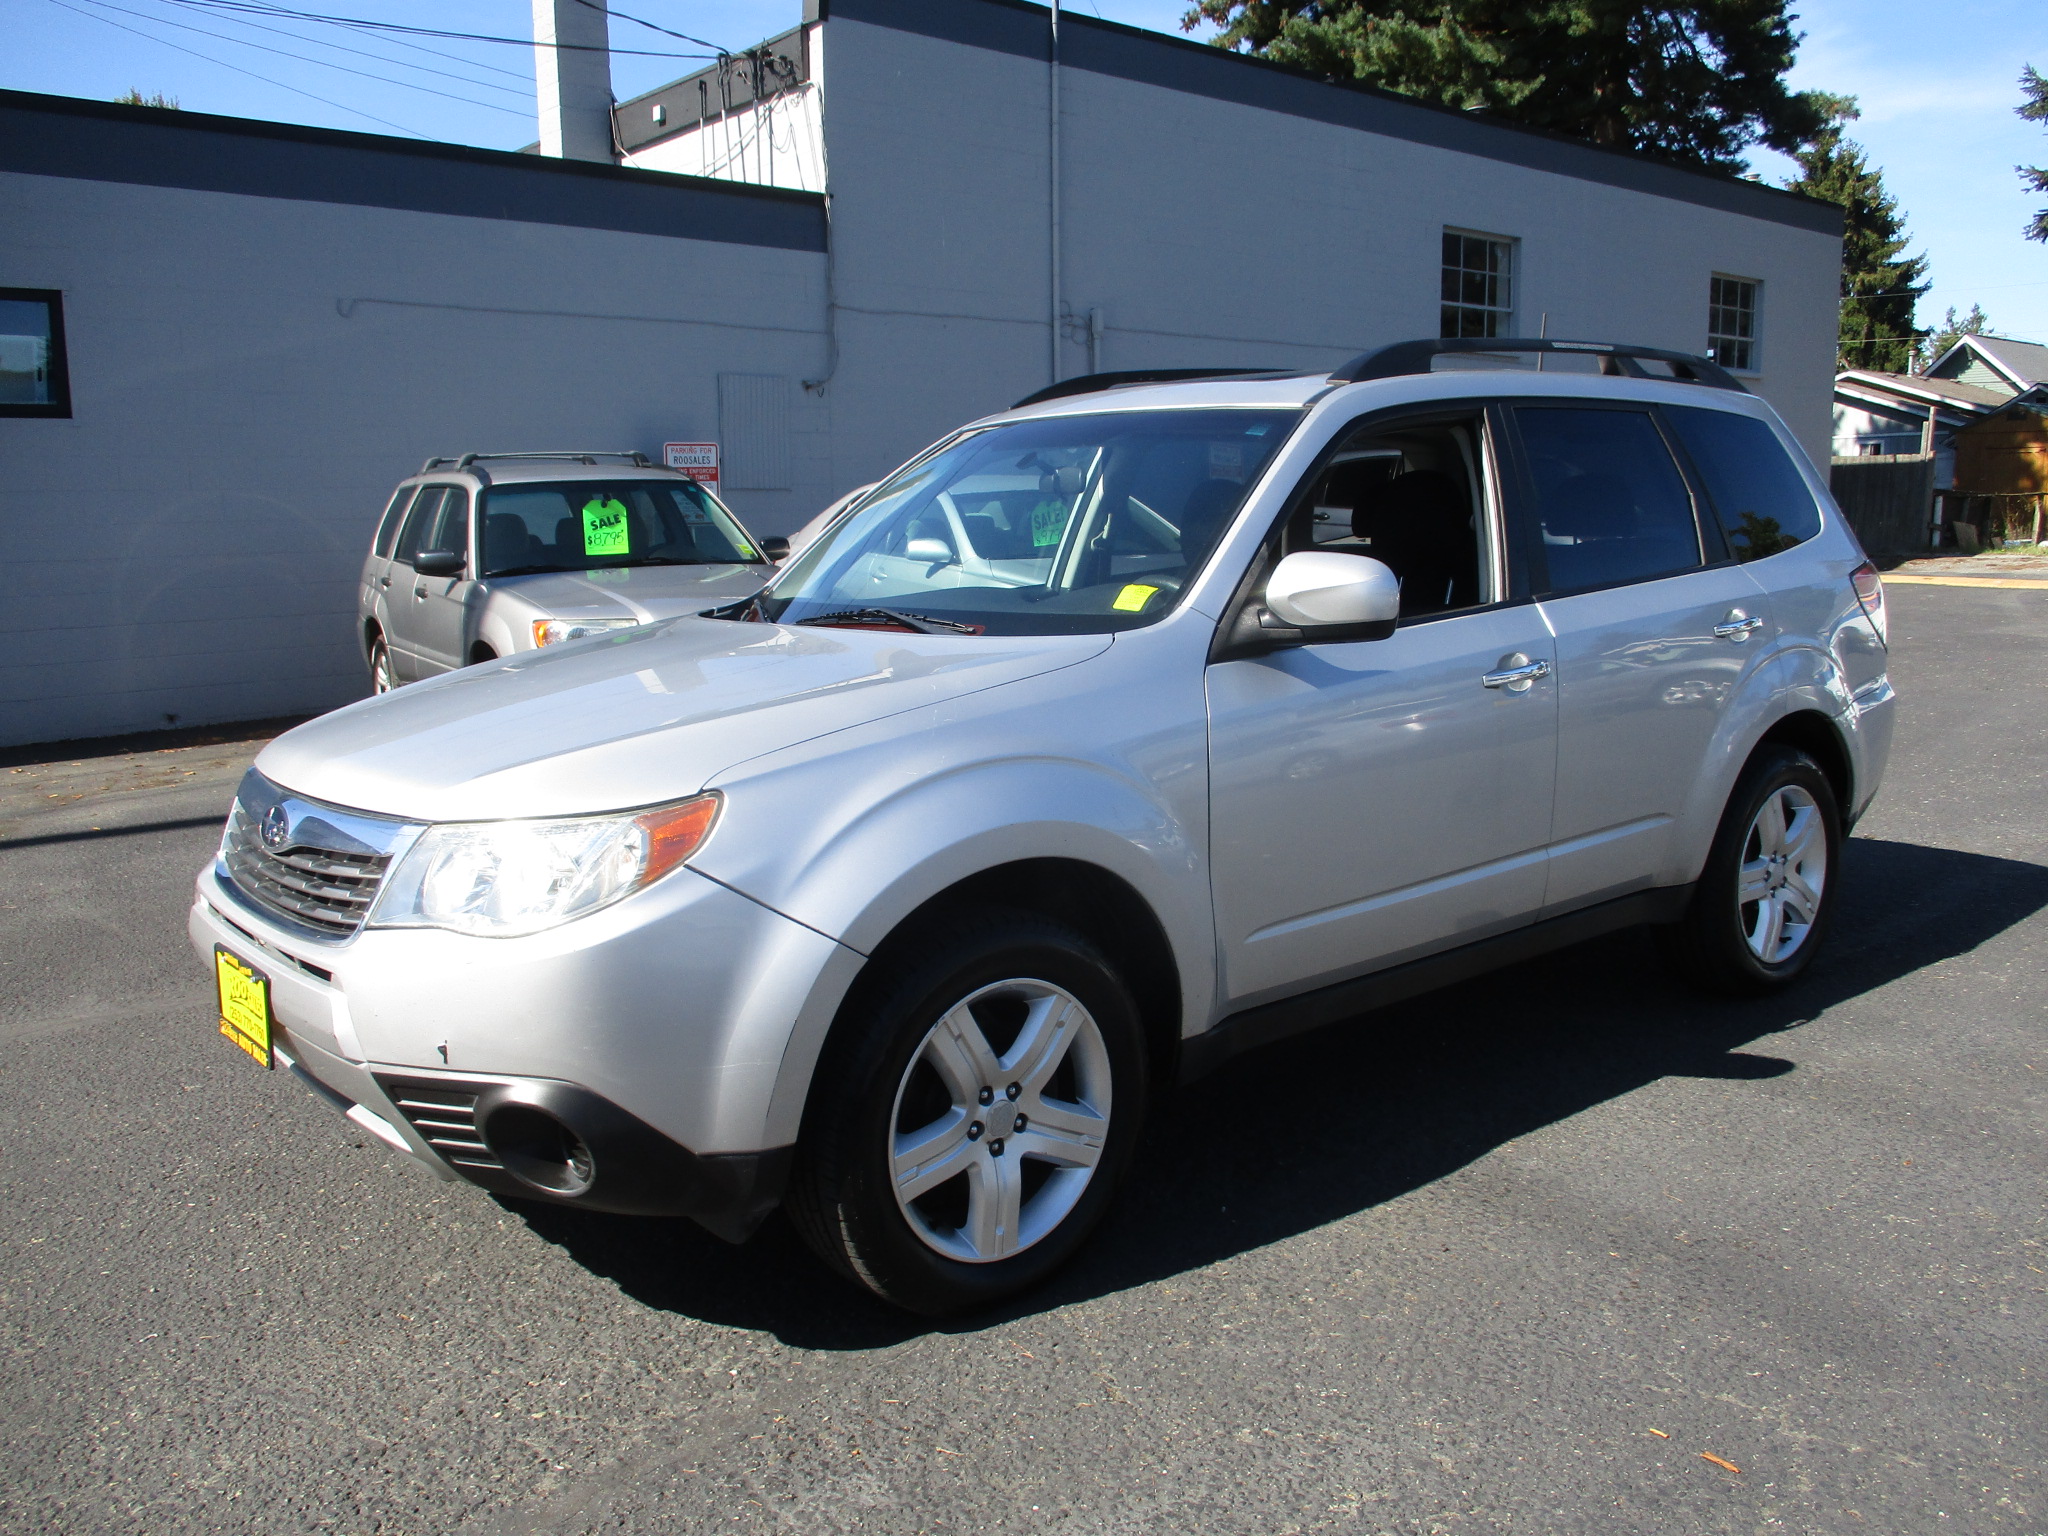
1, 583, 2043, 1536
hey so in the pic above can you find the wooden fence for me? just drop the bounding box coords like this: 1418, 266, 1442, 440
1829, 454, 1934, 553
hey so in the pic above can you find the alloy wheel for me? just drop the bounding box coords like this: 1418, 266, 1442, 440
888, 978, 1111, 1264
1738, 783, 1826, 964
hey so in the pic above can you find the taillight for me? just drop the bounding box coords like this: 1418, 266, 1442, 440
1850, 560, 1888, 647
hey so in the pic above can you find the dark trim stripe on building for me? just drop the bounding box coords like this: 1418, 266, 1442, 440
0, 90, 827, 252
819, 0, 1844, 238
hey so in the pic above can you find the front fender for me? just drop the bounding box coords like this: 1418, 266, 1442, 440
691, 637, 1217, 1147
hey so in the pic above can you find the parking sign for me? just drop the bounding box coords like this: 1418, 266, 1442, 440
663, 441, 719, 492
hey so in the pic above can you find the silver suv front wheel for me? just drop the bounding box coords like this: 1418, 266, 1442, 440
789, 911, 1146, 1315
889, 978, 1112, 1264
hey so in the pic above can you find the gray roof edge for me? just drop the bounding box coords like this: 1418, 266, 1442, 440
0, 87, 826, 252
819, 0, 1844, 237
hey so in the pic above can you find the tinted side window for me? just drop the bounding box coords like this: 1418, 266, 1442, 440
393, 487, 446, 565
1517, 407, 1701, 593
373, 487, 415, 558
1287, 416, 1490, 615
1664, 406, 1821, 561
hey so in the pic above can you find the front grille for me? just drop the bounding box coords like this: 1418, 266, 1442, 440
381, 1079, 502, 1170
221, 799, 394, 937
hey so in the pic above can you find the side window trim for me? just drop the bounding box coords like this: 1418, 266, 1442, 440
1500, 398, 1713, 599
1649, 406, 1736, 566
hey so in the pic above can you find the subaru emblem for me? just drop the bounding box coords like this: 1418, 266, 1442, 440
260, 803, 291, 851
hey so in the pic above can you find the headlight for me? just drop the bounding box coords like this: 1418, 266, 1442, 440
532, 617, 642, 647
369, 793, 719, 937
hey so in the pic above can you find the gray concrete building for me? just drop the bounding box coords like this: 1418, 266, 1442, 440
0, 0, 1843, 748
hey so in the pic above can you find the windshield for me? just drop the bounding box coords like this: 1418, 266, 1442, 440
479, 478, 762, 577
753, 409, 1299, 635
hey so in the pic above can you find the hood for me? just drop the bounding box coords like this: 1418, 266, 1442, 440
258, 617, 1111, 822
490, 562, 769, 620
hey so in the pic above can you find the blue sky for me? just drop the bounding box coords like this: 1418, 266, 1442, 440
9, 0, 2045, 344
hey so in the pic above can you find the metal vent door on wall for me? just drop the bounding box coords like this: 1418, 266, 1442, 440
717, 373, 793, 490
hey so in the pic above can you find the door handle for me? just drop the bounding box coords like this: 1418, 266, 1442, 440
1714, 610, 1763, 641
413, 585, 427, 599
1482, 654, 1550, 692
378, 575, 390, 588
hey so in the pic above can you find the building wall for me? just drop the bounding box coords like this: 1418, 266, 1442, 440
624, 85, 825, 193
816, 3, 1842, 482
0, 161, 827, 747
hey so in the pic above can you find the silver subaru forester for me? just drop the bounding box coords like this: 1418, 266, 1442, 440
357, 451, 778, 690
194, 339, 1894, 1314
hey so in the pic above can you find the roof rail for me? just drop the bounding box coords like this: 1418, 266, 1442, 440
1331, 338, 1746, 393
1012, 368, 1290, 410
418, 450, 656, 474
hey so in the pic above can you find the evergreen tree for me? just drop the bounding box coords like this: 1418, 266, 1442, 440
114, 90, 180, 109
1921, 305, 1991, 372
1182, 1, 1829, 173
1783, 96, 1926, 373
2021, 65, 2047, 244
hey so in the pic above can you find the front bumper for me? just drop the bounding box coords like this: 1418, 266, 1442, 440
189, 854, 853, 1241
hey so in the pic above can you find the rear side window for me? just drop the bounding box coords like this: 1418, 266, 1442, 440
1516, 407, 1702, 593
373, 487, 415, 558
393, 487, 446, 565
1664, 406, 1821, 561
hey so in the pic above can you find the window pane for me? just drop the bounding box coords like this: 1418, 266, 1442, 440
428, 487, 470, 554
1707, 276, 1758, 372
0, 294, 61, 410
393, 488, 445, 565
1664, 406, 1820, 560
1518, 408, 1703, 591
756, 409, 1299, 635
478, 479, 760, 575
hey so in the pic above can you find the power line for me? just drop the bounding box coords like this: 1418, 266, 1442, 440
572, 0, 727, 58
46, 0, 428, 135
164, 0, 715, 59
147, 0, 536, 98
72, 0, 530, 117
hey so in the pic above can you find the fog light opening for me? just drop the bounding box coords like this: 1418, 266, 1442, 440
485, 1104, 596, 1195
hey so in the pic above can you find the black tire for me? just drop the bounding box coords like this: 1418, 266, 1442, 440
787, 909, 1148, 1316
1662, 745, 1841, 994
368, 636, 396, 694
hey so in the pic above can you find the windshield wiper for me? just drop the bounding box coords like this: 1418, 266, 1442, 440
793, 607, 979, 635
482, 564, 558, 578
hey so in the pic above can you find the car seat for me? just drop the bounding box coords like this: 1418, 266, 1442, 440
1351, 470, 1476, 613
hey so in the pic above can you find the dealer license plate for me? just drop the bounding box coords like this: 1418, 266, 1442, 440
215, 946, 274, 1068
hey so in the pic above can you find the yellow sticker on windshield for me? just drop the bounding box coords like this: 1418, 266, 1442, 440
581, 496, 630, 558
1112, 584, 1158, 613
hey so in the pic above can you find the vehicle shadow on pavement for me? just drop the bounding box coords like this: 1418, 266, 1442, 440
506, 836, 2048, 1348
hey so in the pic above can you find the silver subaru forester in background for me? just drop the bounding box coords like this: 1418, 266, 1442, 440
358, 451, 778, 691
195, 339, 1894, 1315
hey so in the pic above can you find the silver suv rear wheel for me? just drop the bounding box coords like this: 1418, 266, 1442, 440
1663, 744, 1841, 994
1738, 783, 1826, 964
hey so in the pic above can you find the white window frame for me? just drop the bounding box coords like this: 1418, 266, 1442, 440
1440, 229, 1517, 340
1708, 274, 1762, 373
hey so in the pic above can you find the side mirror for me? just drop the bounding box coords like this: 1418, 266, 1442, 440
1212, 551, 1400, 660
760, 535, 791, 562
905, 537, 954, 564
1264, 551, 1401, 636
413, 548, 465, 578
